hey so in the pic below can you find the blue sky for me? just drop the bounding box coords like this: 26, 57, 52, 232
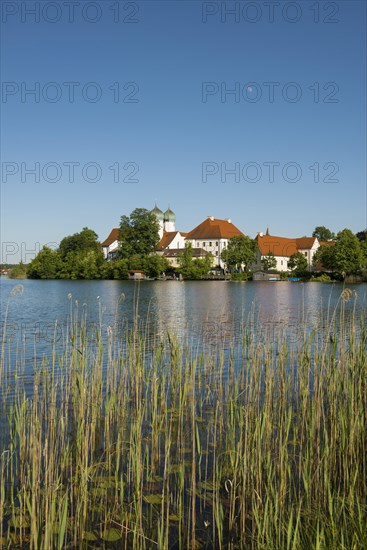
1, 0, 366, 263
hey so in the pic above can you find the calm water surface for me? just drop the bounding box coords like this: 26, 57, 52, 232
1, 278, 366, 356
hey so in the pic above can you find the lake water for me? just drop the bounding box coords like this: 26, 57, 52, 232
1, 279, 366, 368
0, 278, 366, 501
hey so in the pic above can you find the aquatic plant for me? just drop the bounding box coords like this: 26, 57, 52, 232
0, 290, 366, 548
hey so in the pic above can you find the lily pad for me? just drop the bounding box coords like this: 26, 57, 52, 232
143, 494, 162, 505
83, 531, 99, 541
101, 528, 122, 542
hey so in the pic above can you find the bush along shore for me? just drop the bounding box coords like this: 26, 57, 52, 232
0, 289, 367, 549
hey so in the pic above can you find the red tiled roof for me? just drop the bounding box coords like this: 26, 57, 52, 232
158, 231, 179, 250
296, 237, 317, 249
318, 240, 336, 246
186, 218, 243, 240
256, 234, 317, 257
101, 228, 119, 247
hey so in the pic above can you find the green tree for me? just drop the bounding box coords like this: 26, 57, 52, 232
107, 259, 129, 280
179, 242, 194, 270
261, 252, 277, 271
118, 208, 160, 258
178, 242, 213, 280
313, 244, 335, 271
143, 255, 170, 278
313, 229, 363, 276
221, 235, 257, 272
75, 250, 105, 279
356, 230, 367, 268
8, 262, 27, 279
59, 227, 101, 257
27, 246, 63, 279
332, 229, 363, 275
356, 229, 367, 242
58, 228, 105, 279
288, 252, 308, 277
28, 228, 106, 280
312, 226, 335, 241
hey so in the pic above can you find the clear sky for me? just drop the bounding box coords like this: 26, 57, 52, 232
1, 0, 366, 263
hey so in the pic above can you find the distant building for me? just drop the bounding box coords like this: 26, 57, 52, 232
157, 230, 187, 251
101, 228, 120, 260
128, 270, 145, 280
157, 247, 209, 268
185, 216, 244, 268
151, 205, 177, 238
254, 232, 320, 272
151, 205, 188, 267
102, 205, 179, 259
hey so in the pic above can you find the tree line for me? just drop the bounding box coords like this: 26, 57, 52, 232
10, 211, 367, 281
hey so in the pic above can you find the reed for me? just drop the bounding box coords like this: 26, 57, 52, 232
0, 289, 366, 548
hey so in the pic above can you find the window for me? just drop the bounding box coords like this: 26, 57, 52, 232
209, 242, 212, 247
304, 252, 307, 256
203, 242, 205, 247
216, 241, 218, 246
281, 260, 283, 266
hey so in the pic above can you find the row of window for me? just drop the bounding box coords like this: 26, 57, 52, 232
198, 241, 222, 247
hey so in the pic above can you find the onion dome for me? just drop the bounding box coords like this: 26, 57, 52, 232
164, 207, 176, 222
151, 204, 164, 221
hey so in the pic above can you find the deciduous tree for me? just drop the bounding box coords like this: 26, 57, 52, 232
27, 246, 63, 279
221, 235, 257, 272
118, 208, 160, 258
313, 229, 363, 276
179, 242, 213, 279
261, 252, 277, 271
288, 252, 308, 277
312, 226, 335, 241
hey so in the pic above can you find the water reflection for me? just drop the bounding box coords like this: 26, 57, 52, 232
1, 279, 366, 364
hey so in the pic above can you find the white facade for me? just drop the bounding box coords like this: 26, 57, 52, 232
298, 240, 320, 271
253, 253, 289, 272
186, 238, 228, 268
166, 232, 186, 249
254, 234, 321, 272
101, 228, 120, 260
103, 240, 119, 259
164, 220, 176, 233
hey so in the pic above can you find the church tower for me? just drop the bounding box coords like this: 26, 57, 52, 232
163, 207, 176, 232
151, 205, 165, 238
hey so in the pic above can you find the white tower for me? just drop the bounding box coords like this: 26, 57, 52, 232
163, 207, 176, 233
151, 205, 165, 239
